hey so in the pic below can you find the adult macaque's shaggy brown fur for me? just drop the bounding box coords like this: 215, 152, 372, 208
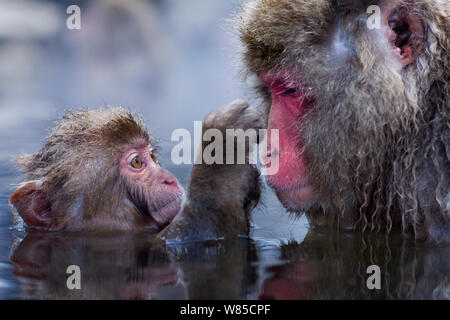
237, 0, 449, 242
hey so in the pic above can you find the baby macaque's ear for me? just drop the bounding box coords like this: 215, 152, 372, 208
9, 181, 52, 229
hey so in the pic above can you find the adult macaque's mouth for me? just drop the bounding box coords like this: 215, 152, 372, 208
266, 180, 310, 193
273, 183, 316, 211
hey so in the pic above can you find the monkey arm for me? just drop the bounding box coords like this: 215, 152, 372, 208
158, 100, 264, 242
159, 164, 261, 242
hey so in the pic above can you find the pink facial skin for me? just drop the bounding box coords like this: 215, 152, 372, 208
258, 2, 426, 213
259, 72, 315, 211
120, 143, 184, 228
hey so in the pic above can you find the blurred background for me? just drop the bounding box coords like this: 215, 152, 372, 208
0, 0, 247, 161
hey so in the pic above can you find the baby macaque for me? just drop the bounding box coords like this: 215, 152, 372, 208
9, 101, 263, 241
10, 108, 183, 232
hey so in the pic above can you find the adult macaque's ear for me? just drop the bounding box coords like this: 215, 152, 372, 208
9, 181, 52, 229
384, 4, 426, 67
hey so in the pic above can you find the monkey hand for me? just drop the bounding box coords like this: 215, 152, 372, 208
197, 99, 263, 207
158, 100, 264, 243
204, 99, 265, 133
200, 99, 265, 164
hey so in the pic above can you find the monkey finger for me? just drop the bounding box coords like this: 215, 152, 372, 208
204, 99, 250, 131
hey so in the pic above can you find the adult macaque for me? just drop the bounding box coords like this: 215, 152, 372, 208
9, 101, 263, 240
9, 232, 259, 299
238, 0, 449, 242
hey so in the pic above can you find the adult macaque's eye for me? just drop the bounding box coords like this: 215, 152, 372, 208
130, 156, 144, 169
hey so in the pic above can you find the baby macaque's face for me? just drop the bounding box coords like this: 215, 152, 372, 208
9, 108, 184, 233
119, 141, 183, 229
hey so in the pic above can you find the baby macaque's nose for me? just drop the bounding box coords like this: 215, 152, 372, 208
160, 171, 179, 189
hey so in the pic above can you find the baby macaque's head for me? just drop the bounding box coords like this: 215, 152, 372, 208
9, 107, 184, 232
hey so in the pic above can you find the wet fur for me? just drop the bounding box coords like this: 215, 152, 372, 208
15, 108, 152, 230
237, 0, 449, 242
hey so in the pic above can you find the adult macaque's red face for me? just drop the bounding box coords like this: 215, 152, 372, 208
120, 143, 183, 228
259, 72, 315, 211
257, 1, 427, 214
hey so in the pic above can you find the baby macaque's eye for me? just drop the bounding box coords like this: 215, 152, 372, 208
130, 156, 144, 169
150, 152, 158, 164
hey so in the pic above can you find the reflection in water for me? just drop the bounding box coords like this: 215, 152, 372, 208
9, 232, 259, 299
9, 229, 449, 300
10, 233, 179, 299
260, 230, 450, 300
